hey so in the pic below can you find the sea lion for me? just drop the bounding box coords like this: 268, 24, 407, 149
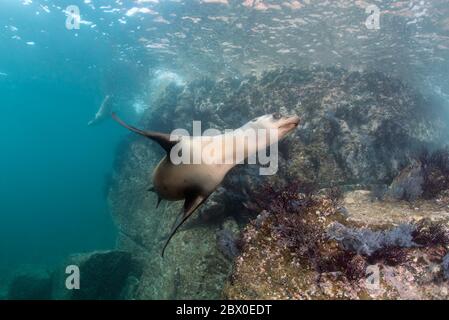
88, 95, 112, 126
112, 113, 300, 256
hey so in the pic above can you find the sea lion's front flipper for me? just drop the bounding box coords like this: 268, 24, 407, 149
112, 113, 178, 153
161, 193, 208, 257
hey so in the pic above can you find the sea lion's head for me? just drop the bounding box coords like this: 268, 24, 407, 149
249, 113, 300, 139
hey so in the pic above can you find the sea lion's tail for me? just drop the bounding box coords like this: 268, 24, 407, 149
111, 113, 178, 153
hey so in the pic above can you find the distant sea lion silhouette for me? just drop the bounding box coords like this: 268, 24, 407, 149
88, 95, 112, 126
112, 113, 300, 256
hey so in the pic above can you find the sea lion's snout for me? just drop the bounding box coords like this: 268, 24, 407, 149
288, 115, 300, 127
276, 115, 300, 134
258, 113, 300, 137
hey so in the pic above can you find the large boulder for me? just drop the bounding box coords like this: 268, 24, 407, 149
109, 67, 448, 299
7, 273, 52, 300
52, 250, 140, 300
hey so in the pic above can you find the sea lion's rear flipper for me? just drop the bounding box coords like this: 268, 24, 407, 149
161, 193, 208, 257
112, 112, 178, 153
147, 187, 162, 208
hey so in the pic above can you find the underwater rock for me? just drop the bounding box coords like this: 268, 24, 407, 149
388, 161, 424, 201
387, 148, 449, 202
342, 190, 449, 227
52, 250, 140, 300
419, 148, 449, 199
369, 184, 389, 201
7, 273, 52, 300
109, 67, 448, 299
159, 67, 445, 184
216, 228, 241, 261
388, 148, 449, 202
327, 223, 417, 256
223, 189, 449, 300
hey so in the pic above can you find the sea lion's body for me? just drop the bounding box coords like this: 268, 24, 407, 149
153, 158, 225, 201
112, 113, 300, 256
153, 136, 231, 200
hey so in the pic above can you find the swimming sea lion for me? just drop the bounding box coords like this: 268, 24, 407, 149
112, 113, 300, 256
88, 95, 112, 126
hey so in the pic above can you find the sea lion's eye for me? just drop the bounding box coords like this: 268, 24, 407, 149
272, 113, 282, 120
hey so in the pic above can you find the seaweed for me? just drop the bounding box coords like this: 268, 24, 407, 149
249, 180, 318, 216
368, 247, 409, 266
412, 219, 449, 247
325, 186, 344, 207
344, 254, 368, 280
274, 210, 323, 262
247, 181, 347, 277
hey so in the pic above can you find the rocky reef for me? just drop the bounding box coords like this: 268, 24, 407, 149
4, 250, 139, 300
51, 250, 141, 300
106, 66, 448, 299
7, 273, 52, 300
222, 147, 449, 300
8, 67, 443, 300
389, 148, 449, 202
224, 185, 449, 299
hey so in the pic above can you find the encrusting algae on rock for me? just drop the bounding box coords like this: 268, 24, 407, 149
223, 181, 449, 300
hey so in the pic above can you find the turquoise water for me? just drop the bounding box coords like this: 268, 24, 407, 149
0, 1, 129, 279
0, 2, 166, 283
